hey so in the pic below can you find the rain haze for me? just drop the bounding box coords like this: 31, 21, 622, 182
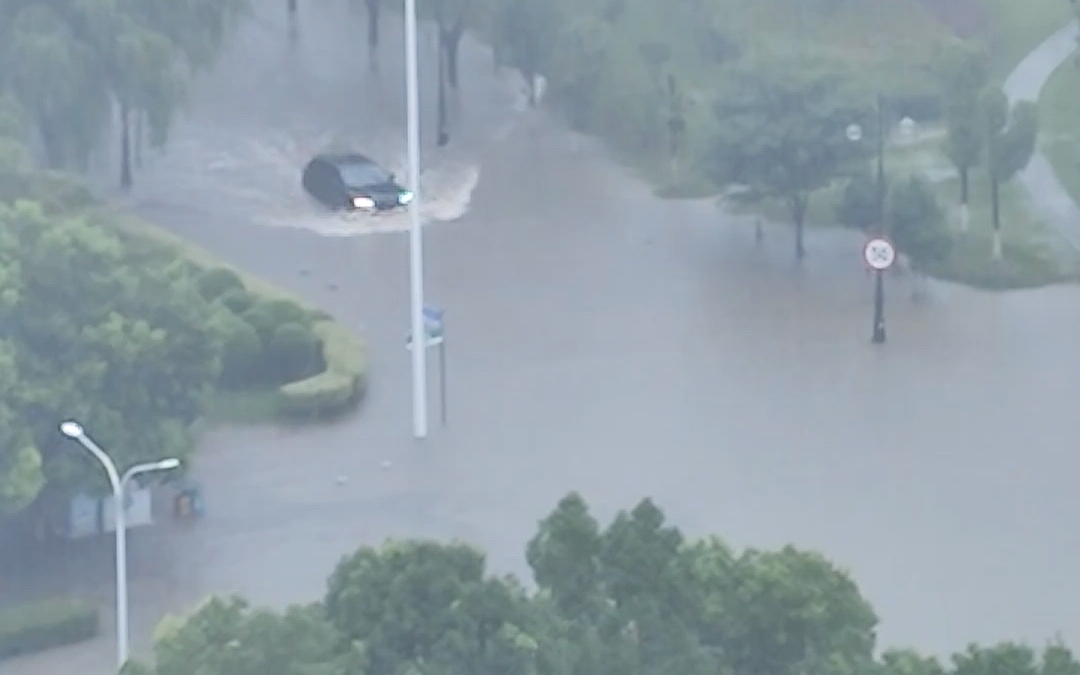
1, 0, 1079, 674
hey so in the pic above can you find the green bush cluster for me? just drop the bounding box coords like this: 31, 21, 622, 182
279, 321, 367, 420
200, 269, 328, 391
194, 265, 366, 420
0, 597, 99, 660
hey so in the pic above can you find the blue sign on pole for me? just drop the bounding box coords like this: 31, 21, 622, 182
408, 305, 444, 348
407, 305, 448, 427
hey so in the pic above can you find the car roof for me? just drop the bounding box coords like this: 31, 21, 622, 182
314, 152, 377, 167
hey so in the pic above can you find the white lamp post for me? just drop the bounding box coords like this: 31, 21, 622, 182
59, 420, 180, 671
403, 0, 428, 438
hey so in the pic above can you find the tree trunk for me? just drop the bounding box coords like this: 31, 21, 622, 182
119, 101, 132, 190
444, 23, 464, 88
366, 0, 379, 49
134, 109, 143, 168
437, 40, 449, 146
991, 176, 1002, 259
958, 166, 969, 232
792, 195, 808, 260
38, 115, 65, 169
526, 71, 537, 107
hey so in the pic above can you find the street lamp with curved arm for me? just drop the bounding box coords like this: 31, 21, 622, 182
59, 420, 179, 671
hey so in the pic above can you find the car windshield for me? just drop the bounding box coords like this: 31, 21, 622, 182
337, 160, 391, 188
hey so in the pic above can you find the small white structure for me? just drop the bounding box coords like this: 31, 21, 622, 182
60, 486, 155, 539
101, 487, 153, 533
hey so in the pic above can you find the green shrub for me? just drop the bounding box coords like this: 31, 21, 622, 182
241, 298, 312, 342
888, 175, 952, 269
216, 287, 257, 314
0, 170, 96, 213
835, 171, 877, 230
197, 267, 245, 301
278, 321, 367, 420
266, 322, 324, 384
0, 597, 99, 660
216, 314, 264, 389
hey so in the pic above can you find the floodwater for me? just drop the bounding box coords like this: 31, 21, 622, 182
7, 1, 1080, 673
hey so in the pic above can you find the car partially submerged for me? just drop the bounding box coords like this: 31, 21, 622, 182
301, 152, 414, 212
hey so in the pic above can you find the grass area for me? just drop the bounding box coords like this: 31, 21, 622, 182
927, 170, 1080, 288
978, 0, 1073, 77
727, 129, 1080, 289
200, 389, 288, 426
1039, 60, 1080, 207
90, 206, 330, 319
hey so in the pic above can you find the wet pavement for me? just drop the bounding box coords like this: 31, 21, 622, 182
5, 1, 1080, 673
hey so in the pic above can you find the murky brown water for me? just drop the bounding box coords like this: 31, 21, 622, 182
9, 2, 1080, 673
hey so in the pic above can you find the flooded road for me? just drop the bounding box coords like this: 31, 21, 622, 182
10, 1, 1079, 673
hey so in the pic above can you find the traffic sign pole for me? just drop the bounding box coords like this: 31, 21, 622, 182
872, 269, 886, 344
407, 306, 447, 429
438, 339, 447, 426
863, 237, 895, 345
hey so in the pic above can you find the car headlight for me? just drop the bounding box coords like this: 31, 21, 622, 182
352, 196, 376, 209
398, 190, 414, 205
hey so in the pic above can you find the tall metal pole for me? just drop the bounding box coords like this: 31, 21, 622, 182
59, 422, 179, 672
114, 482, 129, 669
872, 93, 887, 345
404, 0, 428, 437
75, 436, 128, 668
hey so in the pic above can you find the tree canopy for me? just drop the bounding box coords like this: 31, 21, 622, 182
706, 59, 869, 258
137, 493, 1075, 675
0, 0, 247, 184
0, 193, 332, 519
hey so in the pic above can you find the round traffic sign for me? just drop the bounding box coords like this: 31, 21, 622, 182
863, 237, 896, 270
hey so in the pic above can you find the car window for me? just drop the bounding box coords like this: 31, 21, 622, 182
337, 161, 391, 188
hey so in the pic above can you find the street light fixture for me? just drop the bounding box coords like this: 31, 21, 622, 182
847, 93, 890, 344
59, 420, 180, 671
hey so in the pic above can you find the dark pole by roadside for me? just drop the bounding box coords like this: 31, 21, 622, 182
872, 93, 887, 344
437, 38, 449, 147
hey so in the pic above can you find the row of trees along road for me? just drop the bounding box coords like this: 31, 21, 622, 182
131, 493, 1078, 675
348, 0, 1036, 267
0, 0, 248, 188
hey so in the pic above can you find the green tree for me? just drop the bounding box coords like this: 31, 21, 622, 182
525, 491, 603, 618
707, 546, 878, 675
153, 596, 347, 675
980, 90, 1038, 260
887, 176, 952, 271
0, 201, 220, 503
939, 44, 989, 232
0, 0, 245, 182
127, 494, 1080, 675
0, 340, 46, 515
326, 539, 539, 675
706, 60, 867, 259
879, 649, 946, 675
835, 171, 878, 230
953, 644, 1040, 675
424, 0, 480, 88
1, 3, 111, 170
493, 0, 561, 104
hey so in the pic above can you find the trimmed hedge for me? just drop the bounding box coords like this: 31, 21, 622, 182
279, 320, 367, 420
0, 597, 100, 660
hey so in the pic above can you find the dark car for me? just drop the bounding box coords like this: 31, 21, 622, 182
301, 152, 414, 212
